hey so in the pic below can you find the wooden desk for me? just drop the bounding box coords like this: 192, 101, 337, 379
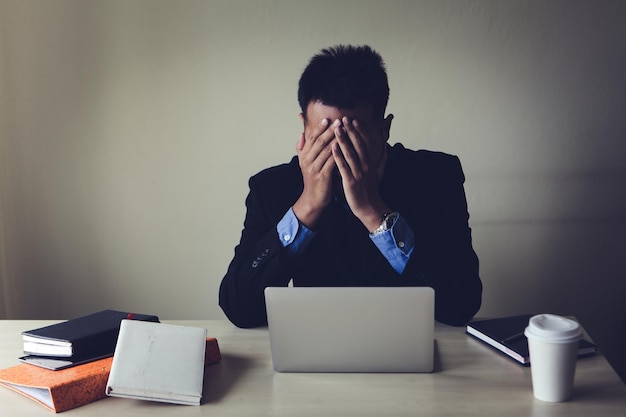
1, 320, 625, 416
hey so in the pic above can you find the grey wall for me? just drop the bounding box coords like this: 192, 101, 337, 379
1, 0, 625, 381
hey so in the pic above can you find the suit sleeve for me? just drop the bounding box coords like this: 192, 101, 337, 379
399, 156, 482, 326
218, 175, 297, 328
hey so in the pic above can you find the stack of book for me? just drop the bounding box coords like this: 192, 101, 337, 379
21, 310, 160, 370
0, 310, 222, 413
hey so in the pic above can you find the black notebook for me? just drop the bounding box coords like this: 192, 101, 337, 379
18, 352, 113, 371
22, 310, 159, 361
466, 314, 597, 366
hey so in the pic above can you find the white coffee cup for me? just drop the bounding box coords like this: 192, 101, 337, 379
524, 314, 582, 402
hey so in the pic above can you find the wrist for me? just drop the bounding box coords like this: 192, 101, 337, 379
292, 197, 326, 230
358, 205, 392, 233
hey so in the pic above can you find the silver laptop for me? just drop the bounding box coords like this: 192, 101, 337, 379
264, 286, 434, 373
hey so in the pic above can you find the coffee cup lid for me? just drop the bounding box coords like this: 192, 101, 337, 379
524, 314, 581, 341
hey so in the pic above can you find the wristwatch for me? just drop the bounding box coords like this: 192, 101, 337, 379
372, 211, 398, 235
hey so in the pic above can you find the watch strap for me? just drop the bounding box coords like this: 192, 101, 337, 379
372, 211, 398, 235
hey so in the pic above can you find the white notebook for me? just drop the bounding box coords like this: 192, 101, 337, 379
106, 320, 207, 405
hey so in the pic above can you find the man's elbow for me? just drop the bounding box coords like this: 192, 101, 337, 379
219, 300, 268, 329
435, 286, 482, 326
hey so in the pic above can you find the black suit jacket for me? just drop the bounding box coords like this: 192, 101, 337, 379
219, 143, 482, 327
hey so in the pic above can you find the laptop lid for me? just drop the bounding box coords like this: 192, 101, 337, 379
264, 286, 434, 373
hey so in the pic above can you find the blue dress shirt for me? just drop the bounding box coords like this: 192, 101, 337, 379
277, 207, 414, 274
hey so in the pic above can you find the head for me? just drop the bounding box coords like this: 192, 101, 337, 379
298, 45, 390, 121
298, 45, 393, 164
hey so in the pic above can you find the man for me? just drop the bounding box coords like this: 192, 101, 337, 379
219, 45, 482, 328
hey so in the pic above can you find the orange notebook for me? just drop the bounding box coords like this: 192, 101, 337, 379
0, 357, 112, 413
0, 337, 221, 413
205, 337, 221, 365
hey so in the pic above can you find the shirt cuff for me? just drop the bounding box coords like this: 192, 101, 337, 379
369, 214, 414, 274
277, 207, 315, 254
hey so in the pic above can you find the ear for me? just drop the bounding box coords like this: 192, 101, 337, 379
299, 112, 305, 127
382, 114, 394, 142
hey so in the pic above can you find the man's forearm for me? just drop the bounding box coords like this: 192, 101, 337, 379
369, 213, 414, 274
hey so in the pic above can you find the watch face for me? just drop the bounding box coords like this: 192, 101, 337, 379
383, 212, 398, 230
372, 212, 398, 235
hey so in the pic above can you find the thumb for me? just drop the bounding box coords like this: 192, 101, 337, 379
296, 132, 305, 152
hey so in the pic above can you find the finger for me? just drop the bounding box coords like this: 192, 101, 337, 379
303, 119, 337, 158
341, 117, 368, 160
320, 148, 338, 175
311, 118, 330, 138
304, 118, 331, 146
332, 141, 354, 181
300, 135, 337, 176
296, 132, 305, 151
302, 120, 340, 168
334, 123, 360, 176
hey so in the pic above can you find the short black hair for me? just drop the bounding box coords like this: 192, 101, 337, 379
298, 45, 389, 118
